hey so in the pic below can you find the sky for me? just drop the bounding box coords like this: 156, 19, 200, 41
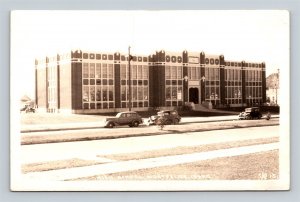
11, 10, 289, 99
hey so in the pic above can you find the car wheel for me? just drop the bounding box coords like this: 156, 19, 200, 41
132, 121, 139, 127
107, 122, 115, 128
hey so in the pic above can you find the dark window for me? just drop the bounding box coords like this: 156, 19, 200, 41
109, 79, 114, 85
96, 79, 101, 85
102, 79, 107, 85
177, 56, 182, 63
235, 62, 237, 66
143, 80, 148, 85
133, 56, 137, 61
83, 53, 88, 59
102, 54, 107, 60
83, 79, 89, 85
108, 55, 113, 60
121, 55, 126, 61
138, 57, 142, 62
178, 80, 182, 85
96, 54, 101, 60
143, 57, 147, 62
205, 58, 209, 64
171, 56, 177, 63
210, 58, 214, 65
90, 103, 95, 109
166, 56, 170, 62
89, 54, 95, 59
215, 59, 219, 65
231, 62, 234, 66
90, 79, 95, 85
238, 63, 241, 67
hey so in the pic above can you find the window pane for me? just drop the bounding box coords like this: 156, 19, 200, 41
83, 63, 89, 78
102, 86, 107, 101
172, 86, 177, 100
102, 64, 107, 78
109, 86, 113, 101
83, 86, 89, 102
143, 66, 148, 79
171, 66, 177, 79
177, 66, 182, 79
90, 86, 95, 101
165, 66, 171, 79
121, 86, 126, 101
108, 64, 113, 79
144, 86, 148, 100
120, 64, 126, 79
90, 63, 95, 78
96, 63, 101, 78
138, 65, 142, 79
166, 86, 171, 100
132, 86, 137, 100
132, 65, 137, 79
138, 86, 143, 100
96, 87, 101, 101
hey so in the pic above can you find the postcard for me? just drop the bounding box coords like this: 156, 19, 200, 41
10, 10, 290, 191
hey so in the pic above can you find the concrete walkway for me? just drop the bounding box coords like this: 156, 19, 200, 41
23, 142, 279, 181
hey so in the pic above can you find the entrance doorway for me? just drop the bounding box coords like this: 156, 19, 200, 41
189, 87, 199, 104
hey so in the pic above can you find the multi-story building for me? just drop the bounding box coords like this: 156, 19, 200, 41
35, 50, 266, 113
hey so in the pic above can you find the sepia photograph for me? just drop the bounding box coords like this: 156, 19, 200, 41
10, 10, 290, 191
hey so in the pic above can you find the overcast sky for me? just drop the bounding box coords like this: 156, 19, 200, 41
11, 10, 289, 98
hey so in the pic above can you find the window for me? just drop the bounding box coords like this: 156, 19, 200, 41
96, 63, 101, 78
171, 66, 177, 79
108, 64, 113, 79
165, 66, 171, 79
90, 86, 95, 101
83, 63, 89, 78
102, 64, 107, 78
143, 66, 148, 79
90, 63, 95, 78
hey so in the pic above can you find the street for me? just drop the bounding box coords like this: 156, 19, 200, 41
20, 124, 279, 181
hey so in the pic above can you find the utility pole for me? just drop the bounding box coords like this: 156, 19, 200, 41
128, 46, 132, 111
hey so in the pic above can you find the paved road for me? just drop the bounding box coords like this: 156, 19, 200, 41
20, 125, 279, 181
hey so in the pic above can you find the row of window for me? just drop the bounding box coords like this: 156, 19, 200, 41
83, 63, 114, 79
120, 64, 149, 80
226, 62, 262, 68
121, 86, 149, 101
166, 66, 183, 79
205, 68, 220, 81
82, 53, 149, 62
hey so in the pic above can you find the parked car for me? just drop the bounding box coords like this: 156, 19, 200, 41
104, 111, 143, 128
147, 110, 181, 125
20, 105, 35, 113
238, 107, 262, 120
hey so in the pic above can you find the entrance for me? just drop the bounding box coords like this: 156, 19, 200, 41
189, 87, 199, 104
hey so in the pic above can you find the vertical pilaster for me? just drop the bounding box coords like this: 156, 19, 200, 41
242, 61, 246, 104
182, 51, 188, 103
200, 52, 205, 103
220, 55, 225, 105
114, 52, 121, 108
262, 62, 266, 103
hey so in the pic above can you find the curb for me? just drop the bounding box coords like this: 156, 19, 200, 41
21, 121, 280, 145
20, 116, 279, 133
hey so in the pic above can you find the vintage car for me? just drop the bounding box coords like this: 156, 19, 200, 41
104, 111, 143, 128
238, 107, 262, 120
147, 110, 181, 125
